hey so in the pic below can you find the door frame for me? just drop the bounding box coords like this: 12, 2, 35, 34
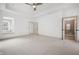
29, 21, 38, 35
62, 16, 77, 40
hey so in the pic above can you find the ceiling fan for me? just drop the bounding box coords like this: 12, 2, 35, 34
25, 3, 42, 11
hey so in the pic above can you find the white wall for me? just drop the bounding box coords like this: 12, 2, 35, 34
0, 3, 33, 39
0, 3, 79, 40
37, 11, 62, 38
34, 4, 79, 40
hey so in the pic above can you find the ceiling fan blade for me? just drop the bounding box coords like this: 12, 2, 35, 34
36, 3, 42, 5
25, 3, 43, 6
25, 3, 43, 11
25, 3, 32, 6
33, 3, 43, 6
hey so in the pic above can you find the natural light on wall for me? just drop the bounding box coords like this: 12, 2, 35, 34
0, 16, 14, 33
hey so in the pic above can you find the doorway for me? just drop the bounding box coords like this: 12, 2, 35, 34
62, 16, 77, 41
29, 22, 38, 35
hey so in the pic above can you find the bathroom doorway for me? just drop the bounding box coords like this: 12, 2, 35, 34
62, 16, 77, 41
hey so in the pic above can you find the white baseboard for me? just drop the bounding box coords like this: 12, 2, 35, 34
0, 32, 29, 39
38, 34, 62, 40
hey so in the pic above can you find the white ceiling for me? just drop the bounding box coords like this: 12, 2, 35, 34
36, 3, 64, 12
0, 3, 79, 18
0, 3, 72, 13
33, 3, 79, 17
5, 3, 34, 14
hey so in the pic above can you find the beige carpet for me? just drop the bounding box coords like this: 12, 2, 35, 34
0, 35, 79, 55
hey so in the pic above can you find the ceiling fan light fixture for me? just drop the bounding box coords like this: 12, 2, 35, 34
33, 5, 36, 11
33, 5, 36, 8
25, 3, 43, 11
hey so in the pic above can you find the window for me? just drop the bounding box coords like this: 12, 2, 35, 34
0, 16, 14, 34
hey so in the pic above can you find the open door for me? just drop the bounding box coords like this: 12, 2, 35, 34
62, 16, 77, 41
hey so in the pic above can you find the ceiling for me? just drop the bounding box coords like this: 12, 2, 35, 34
0, 3, 79, 18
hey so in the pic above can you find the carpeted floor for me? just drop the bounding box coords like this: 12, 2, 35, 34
0, 34, 79, 55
